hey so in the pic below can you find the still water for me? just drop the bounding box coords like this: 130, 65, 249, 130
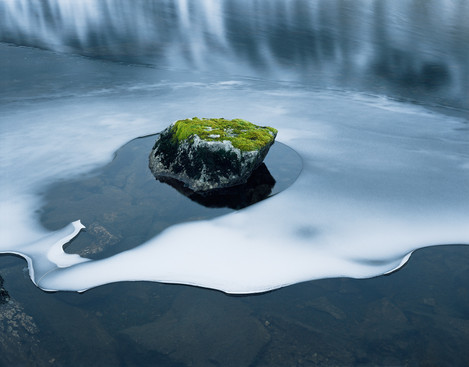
1, 0, 468, 365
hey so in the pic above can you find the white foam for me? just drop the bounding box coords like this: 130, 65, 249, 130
1, 73, 468, 293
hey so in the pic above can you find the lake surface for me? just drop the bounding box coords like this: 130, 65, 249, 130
1, 0, 468, 366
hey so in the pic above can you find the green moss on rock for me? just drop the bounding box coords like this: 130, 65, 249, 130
149, 117, 278, 191
171, 117, 277, 152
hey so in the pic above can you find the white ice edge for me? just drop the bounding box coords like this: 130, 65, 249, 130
0, 220, 89, 286
46, 220, 86, 268
33, 185, 469, 293
383, 251, 414, 275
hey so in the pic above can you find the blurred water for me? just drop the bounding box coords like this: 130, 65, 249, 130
1, 0, 468, 109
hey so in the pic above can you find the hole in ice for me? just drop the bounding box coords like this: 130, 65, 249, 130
39, 135, 302, 260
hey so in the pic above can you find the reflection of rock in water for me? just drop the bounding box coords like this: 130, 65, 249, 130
156, 163, 276, 209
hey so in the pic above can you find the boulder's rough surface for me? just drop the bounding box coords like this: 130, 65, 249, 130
149, 117, 277, 192
0, 276, 9, 305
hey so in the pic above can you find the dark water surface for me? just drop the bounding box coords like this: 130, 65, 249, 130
1, 0, 468, 366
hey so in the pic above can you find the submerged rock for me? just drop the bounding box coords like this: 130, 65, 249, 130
0, 276, 9, 304
0, 288, 50, 366
149, 117, 277, 192
120, 289, 270, 367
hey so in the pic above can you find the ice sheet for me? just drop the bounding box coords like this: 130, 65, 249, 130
1, 66, 468, 293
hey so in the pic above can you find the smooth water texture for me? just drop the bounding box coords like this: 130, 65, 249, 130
0, 0, 468, 294
2, 0, 468, 109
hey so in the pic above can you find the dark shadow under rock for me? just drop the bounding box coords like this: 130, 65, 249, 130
156, 163, 276, 209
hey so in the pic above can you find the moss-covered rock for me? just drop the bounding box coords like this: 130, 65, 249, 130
149, 117, 277, 192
